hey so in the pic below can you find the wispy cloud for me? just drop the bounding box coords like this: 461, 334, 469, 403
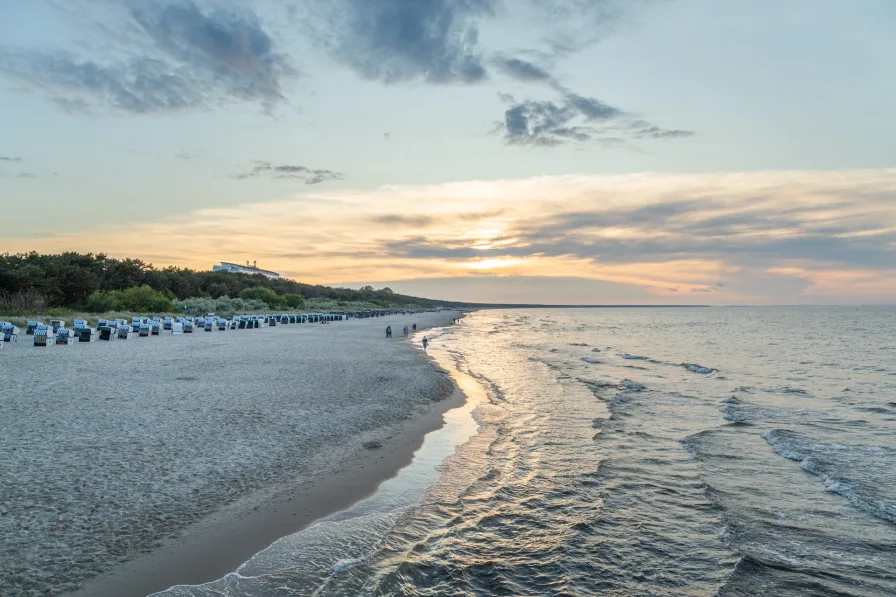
6, 170, 896, 303
484, 3, 689, 148
306, 0, 497, 84
633, 125, 695, 139
0, 51, 202, 114
373, 214, 436, 227
0, 155, 28, 179
234, 161, 344, 184
498, 90, 691, 146
533, 0, 645, 58
493, 56, 555, 83
130, 1, 292, 105
0, 0, 295, 113
296, 0, 645, 87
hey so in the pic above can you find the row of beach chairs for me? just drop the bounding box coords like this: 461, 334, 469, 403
3, 313, 355, 347
3, 309, 427, 348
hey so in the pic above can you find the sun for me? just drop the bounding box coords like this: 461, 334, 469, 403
463, 258, 526, 271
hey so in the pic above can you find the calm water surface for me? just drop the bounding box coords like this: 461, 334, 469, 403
159, 307, 896, 596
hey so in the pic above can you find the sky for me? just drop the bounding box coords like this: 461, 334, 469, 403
1, 0, 894, 305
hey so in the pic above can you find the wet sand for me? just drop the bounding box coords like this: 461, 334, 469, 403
0, 311, 463, 597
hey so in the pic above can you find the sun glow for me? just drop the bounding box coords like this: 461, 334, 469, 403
463, 258, 527, 270
6, 170, 896, 304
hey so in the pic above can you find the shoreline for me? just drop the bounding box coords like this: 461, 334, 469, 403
59, 315, 467, 597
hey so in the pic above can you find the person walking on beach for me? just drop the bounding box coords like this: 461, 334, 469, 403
422, 337, 429, 350
403, 325, 409, 337
412, 323, 417, 332
386, 325, 392, 338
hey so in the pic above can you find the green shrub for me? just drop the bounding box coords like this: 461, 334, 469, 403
85, 286, 174, 313
85, 290, 117, 312
283, 294, 305, 309
238, 287, 283, 308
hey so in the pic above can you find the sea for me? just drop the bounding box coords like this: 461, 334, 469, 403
157, 306, 896, 597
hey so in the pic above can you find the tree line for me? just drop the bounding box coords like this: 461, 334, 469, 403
0, 252, 448, 313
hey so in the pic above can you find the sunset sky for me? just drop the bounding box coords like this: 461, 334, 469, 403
1, 0, 894, 304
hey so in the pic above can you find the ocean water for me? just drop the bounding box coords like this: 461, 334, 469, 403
158, 307, 896, 596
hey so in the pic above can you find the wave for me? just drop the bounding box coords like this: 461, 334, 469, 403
331, 558, 365, 573
579, 378, 646, 394
618, 353, 718, 375
576, 378, 617, 391
777, 386, 809, 395
719, 400, 761, 423
711, 554, 865, 597
763, 429, 896, 525
855, 406, 893, 414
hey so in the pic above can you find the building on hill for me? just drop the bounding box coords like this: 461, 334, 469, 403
213, 261, 280, 279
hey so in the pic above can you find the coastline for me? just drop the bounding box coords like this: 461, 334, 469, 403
69, 386, 467, 597
1, 311, 467, 597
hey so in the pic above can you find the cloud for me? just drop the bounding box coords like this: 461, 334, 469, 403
565, 92, 623, 120
533, 0, 645, 58
499, 92, 618, 146
6, 170, 895, 304
483, 5, 690, 148
494, 56, 554, 83
373, 215, 435, 227
633, 126, 695, 139
0, 51, 202, 113
234, 161, 344, 184
0, 156, 33, 179
498, 89, 693, 146
0, 0, 294, 113
339, 275, 663, 304
129, 1, 292, 105
503, 97, 592, 146
307, 0, 497, 84
297, 0, 650, 87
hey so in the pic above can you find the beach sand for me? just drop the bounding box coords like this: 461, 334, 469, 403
0, 311, 463, 597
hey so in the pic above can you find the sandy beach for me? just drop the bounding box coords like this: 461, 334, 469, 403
0, 311, 463, 597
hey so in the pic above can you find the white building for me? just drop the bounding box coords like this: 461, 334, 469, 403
213, 261, 280, 279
